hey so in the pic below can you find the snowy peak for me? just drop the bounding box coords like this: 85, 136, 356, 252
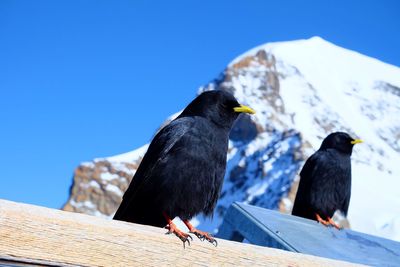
232, 36, 400, 81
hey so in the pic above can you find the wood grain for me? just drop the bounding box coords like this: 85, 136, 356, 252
0, 199, 362, 266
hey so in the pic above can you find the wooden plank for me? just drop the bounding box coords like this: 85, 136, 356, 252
0, 199, 361, 267
217, 202, 400, 267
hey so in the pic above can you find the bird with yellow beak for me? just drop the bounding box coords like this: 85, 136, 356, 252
114, 90, 255, 246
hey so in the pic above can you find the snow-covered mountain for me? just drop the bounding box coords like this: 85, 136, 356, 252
63, 37, 400, 242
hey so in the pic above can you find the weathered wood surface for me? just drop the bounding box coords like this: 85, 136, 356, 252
0, 199, 362, 266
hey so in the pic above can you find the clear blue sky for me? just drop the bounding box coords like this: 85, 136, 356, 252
1, 0, 399, 209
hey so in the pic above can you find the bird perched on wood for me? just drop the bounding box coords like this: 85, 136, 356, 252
113, 90, 255, 246
292, 132, 362, 229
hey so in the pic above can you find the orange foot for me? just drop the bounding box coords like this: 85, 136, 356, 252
315, 213, 341, 230
327, 217, 342, 230
163, 212, 192, 248
315, 213, 330, 226
183, 220, 218, 247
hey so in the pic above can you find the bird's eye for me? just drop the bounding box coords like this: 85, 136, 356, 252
221, 102, 230, 109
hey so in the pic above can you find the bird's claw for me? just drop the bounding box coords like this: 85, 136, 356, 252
190, 231, 205, 241
180, 235, 192, 248
190, 230, 218, 247
165, 224, 192, 248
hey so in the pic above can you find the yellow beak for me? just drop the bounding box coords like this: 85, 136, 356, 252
351, 139, 363, 145
233, 105, 256, 114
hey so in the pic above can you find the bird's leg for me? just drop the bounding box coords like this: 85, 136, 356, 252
315, 213, 330, 226
183, 219, 218, 247
163, 212, 192, 248
327, 217, 341, 230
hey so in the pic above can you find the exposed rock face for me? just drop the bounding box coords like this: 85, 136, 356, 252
62, 37, 400, 241
63, 147, 146, 218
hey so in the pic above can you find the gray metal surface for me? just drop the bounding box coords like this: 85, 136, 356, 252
217, 202, 400, 266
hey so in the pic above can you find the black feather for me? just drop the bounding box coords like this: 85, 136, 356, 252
113, 90, 250, 227
292, 132, 359, 220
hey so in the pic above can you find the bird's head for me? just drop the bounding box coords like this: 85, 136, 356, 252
179, 90, 255, 128
320, 132, 363, 155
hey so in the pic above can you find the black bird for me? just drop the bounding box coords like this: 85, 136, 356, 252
292, 132, 362, 229
113, 90, 255, 245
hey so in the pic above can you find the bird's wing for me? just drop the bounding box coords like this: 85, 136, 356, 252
341, 190, 351, 216
299, 153, 319, 184
292, 153, 319, 216
340, 172, 351, 216
308, 150, 343, 216
114, 117, 194, 217
294, 150, 337, 215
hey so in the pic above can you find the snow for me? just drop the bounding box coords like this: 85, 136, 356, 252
245, 132, 272, 156
230, 36, 400, 85
81, 162, 95, 168
246, 181, 269, 199
226, 144, 237, 161
105, 183, 123, 197
70, 200, 97, 210
80, 180, 100, 189
70, 199, 110, 219
92, 210, 112, 219
100, 172, 119, 182
106, 144, 149, 163
350, 165, 400, 241
110, 162, 134, 175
